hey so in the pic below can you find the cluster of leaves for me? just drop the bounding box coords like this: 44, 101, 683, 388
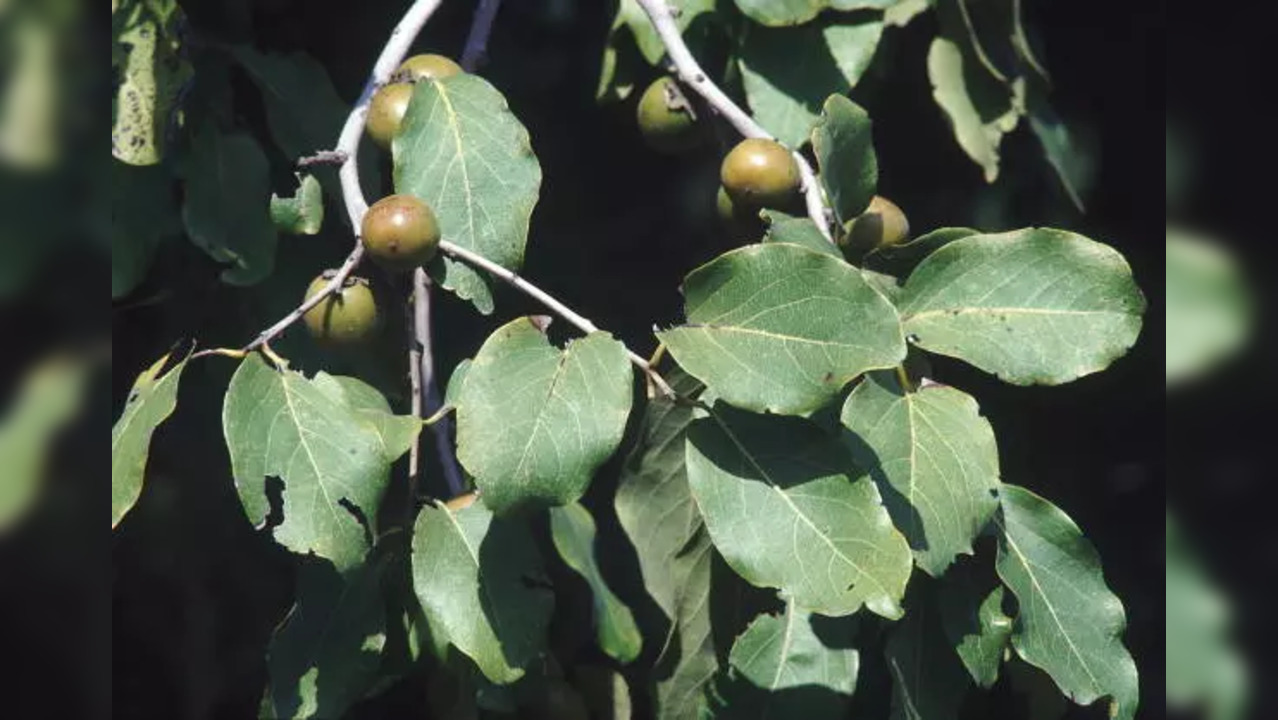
600, 0, 1089, 207
109, 1, 1148, 718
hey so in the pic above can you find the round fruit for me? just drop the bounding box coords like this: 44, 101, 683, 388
720, 138, 800, 209
394, 53, 463, 83
302, 275, 380, 346
842, 195, 910, 252
636, 77, 700, 154
361, 194, 441, 270
366, 82, 414, 149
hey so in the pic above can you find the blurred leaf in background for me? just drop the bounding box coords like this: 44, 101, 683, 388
1166, 229, 1253, 387
110, 0, 191, 166
1166, 511, 1249, 720
0, 353, 92, 533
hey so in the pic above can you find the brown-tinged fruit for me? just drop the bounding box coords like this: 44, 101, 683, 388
366, 82, 415, 150
716, 184, 765, 241
636, 76, 700, 154
302, 275, 380, 346
361, 194, 441, 270
720, 138, 800, 209
394, 53, 463, 83
842, 195, 910, 252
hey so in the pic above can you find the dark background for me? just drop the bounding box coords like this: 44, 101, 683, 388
1, 0, 1192, 717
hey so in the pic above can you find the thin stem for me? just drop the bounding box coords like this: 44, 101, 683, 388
439, 241, 675, 398
414, 268, 465, 497
632, 0, 834, 243
407, 283, 425, 483
460, 0, 503, 72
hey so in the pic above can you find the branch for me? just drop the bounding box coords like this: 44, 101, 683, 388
412, 268, 465, 497
460, 0, 503, 71
194, 0, 445, 361
439, 241, 675, 398
633, 0, 834, 243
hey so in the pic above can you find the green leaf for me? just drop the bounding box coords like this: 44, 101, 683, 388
111, 0, 192, 165
394, 75, 542, 314
615, 0, 717, 66
733, 0, 897, 27
231, 47, 373, 208
222, 354, 388, 571
443, 358, 472, 409
811, 95, 877, 227
885, 0, 931, 27
926, 35, 1021, 183
2, 355, 90, 532
265, 558, 386, 720
659, 243, 905, 416
995, 484, 1139, 720
1166, 229, 1252, 386
686, 404, 912, 618
110, 159, 179, 298
840, 372, 1000, 576
111, 352, 185, 529
1026, 82, 1092, 213
898, 229, 1146, 385
653, 529, 717, 719
1166, 512, 1249, 720
549, 502, 643, 664
762, 211, 839, 257
937, 560, 1013, 688
613, 369, 719, 718
410, 500, 553, 684
863, 227, 979, 278
453, 318, 633, 515
310, 373, 420, 463
270, 173, 324, 236
1, 9, 65, 168
884, 581, 972, 720
721, 601, 859, 719
738, 16, 884, 148
181, 123, 277, 285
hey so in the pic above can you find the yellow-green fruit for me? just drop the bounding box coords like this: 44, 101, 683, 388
636, 77, 700, 154
366, 82, 415, 150
842, 195, 910, 252
720, 138, 800, 209
361, 194, 441, 270
302, 275, 380, 346
394, 53, 463, 83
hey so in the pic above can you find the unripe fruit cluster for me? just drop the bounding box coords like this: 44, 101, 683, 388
366, 53, 463, 150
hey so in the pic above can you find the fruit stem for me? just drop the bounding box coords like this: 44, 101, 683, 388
633, 0, 835, 244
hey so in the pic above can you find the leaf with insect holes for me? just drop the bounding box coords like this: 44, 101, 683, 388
222, 354, 388, 572
452, 318, 633, 516
394, 75, 542, 315
270, 173, 324, 236
112, 352, 185, 529
659, 243, 905, 416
